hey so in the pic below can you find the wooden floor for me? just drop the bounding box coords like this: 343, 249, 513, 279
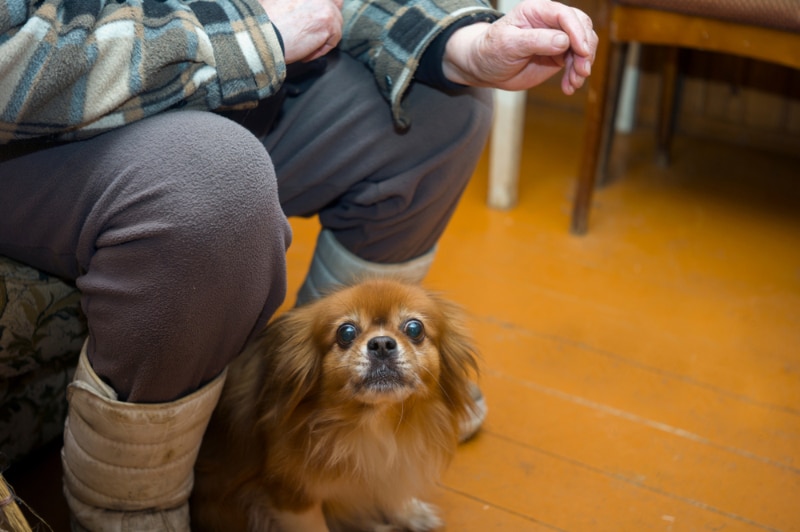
8, 100, 800, 531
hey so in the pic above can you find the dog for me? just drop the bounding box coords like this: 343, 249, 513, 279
191, 278, 480, 531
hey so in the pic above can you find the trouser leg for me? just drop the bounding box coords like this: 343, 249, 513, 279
265, 51, 494, 264
260, 52, 492, 303
0, 110, 291, 403
0, 111, 291, 529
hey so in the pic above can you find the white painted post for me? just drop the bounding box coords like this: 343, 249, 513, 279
487, 88, 527, 209
487, 0, 526, 210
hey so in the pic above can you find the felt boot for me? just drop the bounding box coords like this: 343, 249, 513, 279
296, 229, 436, 306
61, 344, 226, 531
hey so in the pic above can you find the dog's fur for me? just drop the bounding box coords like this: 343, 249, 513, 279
191, 279, 479, 531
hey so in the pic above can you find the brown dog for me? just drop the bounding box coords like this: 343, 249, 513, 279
191, 279, 479, 531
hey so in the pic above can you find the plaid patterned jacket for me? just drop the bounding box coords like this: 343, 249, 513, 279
0, 0, 497, 143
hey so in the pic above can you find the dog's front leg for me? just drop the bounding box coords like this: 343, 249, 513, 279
270, 503, 329, 532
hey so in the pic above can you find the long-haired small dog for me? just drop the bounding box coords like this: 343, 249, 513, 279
191, 278, 479, 531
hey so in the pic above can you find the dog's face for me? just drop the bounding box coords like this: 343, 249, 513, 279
257, 278, 478, 419
318, 280, 447, 405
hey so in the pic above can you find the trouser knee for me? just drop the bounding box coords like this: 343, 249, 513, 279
72, 111, 291, 402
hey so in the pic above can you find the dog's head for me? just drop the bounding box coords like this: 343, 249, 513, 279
318, 278, 474, 406
255, 278, 479, 422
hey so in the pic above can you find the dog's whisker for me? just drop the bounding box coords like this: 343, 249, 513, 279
394, 401, 405, 435
419, 364, 454, 404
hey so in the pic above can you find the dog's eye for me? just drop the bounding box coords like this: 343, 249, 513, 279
403, 319, 425, 342
336, 323, 358, 346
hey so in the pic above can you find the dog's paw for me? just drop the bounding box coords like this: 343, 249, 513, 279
380, 498, 442, 532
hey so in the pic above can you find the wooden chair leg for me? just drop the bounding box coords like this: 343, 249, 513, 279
571, 2, 613, 235
657, 46, 680, 167
596, 41, 629, 188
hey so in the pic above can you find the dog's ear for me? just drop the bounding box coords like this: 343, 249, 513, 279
256, 306, 324, 423
431, 296, 480, 418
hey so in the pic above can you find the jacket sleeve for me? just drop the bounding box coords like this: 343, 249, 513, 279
339, 0, 499, 128
0, 0, 285, 143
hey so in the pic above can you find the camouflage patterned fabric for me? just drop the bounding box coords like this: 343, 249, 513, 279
0, 256, 86, 465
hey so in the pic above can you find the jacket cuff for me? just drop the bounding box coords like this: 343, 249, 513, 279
379, 7, 501, 129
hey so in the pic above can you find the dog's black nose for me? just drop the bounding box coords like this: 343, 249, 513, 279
368, 336, 397, 360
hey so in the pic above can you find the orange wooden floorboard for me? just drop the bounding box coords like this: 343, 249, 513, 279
8, 103, 799, 531
286, 102, 800, 530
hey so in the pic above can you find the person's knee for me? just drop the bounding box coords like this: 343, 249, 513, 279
314, 87, 493, 263
90, 111, 290, 266
428, 86, 493, 191
412, 84, 493, 145
113, 111, 293, 321
78, 112, 291, 401
457, 86, 494, 136
401, 85, 494, 198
